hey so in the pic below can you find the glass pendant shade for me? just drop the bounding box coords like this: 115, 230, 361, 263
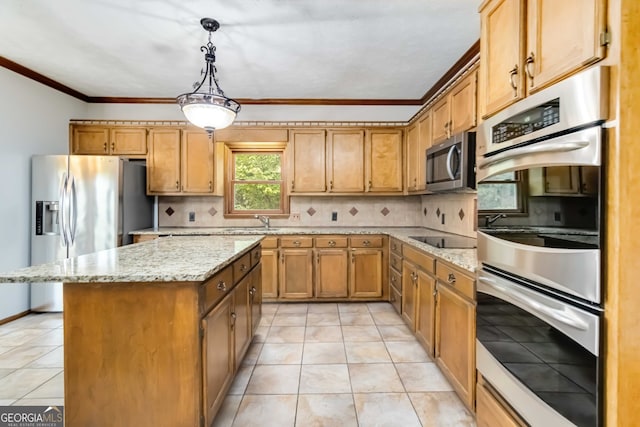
177, 18, 240, 133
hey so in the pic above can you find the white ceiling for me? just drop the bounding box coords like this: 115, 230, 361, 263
0, 0, 480, 101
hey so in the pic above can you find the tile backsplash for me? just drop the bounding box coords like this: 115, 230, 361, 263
420, 192, 477, 238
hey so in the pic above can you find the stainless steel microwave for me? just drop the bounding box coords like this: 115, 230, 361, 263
425, 131, 476, 192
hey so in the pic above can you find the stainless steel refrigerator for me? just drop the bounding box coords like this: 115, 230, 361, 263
30, 155, 153, 311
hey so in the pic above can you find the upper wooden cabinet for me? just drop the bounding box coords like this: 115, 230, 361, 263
479, 0, 607, 118
431, 71, 478, 145
71, 125, 147, 156
290, 130, 327, 193
327, 130, 365, 192
406, 112, 432, 193
366, 129, 403, 192
147, 128, 218, 195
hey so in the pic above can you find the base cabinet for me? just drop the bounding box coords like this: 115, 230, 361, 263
350, 248, 383, 298
415, 269, 436, 357
316, 249, 349, 298
476, 376, 526, 427
280, 248, 314, 299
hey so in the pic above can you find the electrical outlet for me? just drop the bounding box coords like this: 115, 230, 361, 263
188, 212, 195, 222
441, 213, 446, 225
291, 213, 301, 221
332, 212, 338, 221
554, 211, 562, 221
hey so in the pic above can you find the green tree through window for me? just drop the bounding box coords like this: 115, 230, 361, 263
231, 152, 284, 212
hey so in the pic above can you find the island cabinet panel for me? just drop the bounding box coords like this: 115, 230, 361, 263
250, 263, 263, 334
203, 293, 234, 427
233, 274, 252, 371
63, 282, 202, 427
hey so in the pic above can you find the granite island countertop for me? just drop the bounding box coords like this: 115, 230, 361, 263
131, 226, 478, 273
0, 235, 263, 283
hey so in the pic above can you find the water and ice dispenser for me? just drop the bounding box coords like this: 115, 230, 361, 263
35, 201, 60, 235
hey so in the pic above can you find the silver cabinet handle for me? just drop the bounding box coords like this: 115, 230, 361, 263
363, 240, 371, 247
240, 264, 247, 272
525, 52, 535, 85
328, 240, 336, 247
216, 281, 227, 292
293, 240, 301, 247
509, 64, 519, 96
447, 273, 456, 285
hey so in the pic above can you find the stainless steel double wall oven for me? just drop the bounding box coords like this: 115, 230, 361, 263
475, 66, 608, 427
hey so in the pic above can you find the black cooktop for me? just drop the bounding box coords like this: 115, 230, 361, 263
409, 235, 477, 249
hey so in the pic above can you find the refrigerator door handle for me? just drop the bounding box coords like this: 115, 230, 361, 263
59, 172, 69, 248
69, 174, 78, 244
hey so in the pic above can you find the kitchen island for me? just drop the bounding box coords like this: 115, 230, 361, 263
0, 235, 264, 427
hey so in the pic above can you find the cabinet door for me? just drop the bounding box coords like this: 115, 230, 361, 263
526, 0, 606, 93
327, 130, 365, 192
110, 128, 147, 155
415, 270, 436, 357
250, 263, 263, 335
366, 129, 403, 192
315, 249, 349, 298
401, 261, 417, 330
435, 283, 476, 409
405, 125, 420, 191
72, 126, 109, 154
544, 166, 581, 194
261, 249, 279, 299
476, 378, 525, 427
280, 249, 314, 299
202, 294, 234, 426
580, 166, 599, 195
147, 129, 182, 193
290, 130, 326, 193
233, 275, 251, 370
350, 249, 383, 298
431, 97, 451, 144
449, 71, 477, 135
181, 130, 214, 193
416, 114, 432, 192
479, 0, 525, 118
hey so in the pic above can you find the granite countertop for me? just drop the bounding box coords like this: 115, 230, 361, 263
132, 227, 478, 273
0, 235, 262, 283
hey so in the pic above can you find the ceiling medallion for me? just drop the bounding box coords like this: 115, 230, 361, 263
177, 18, 241, 134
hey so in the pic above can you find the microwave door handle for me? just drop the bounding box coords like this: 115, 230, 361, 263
446, 145, 457, 180
478, 275, 589, 331
477, 140, 590, 170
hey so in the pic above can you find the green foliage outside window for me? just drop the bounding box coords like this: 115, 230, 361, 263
477, 171, 521, 212
233, 153, 283, 211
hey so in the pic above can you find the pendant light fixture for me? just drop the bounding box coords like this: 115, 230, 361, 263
177, 18, 240, 133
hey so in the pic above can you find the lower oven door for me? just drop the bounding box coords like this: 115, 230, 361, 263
476, 268, 601, 427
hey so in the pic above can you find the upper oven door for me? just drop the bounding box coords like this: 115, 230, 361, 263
477, 66, 608, 160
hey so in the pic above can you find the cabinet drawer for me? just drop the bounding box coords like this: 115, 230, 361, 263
280, 236, 313, 248
390, 267, 402, 292
390, 284, 402, 315
403, 245, 435, 274
202, 266, 233, 314
350, 236, 383, 248
389, 238, 402, 255
315, 236, 348, 248
233, 252, 252, 281
262, 237, 278, 249
435, 261, 475, 300
476, 377, 526, 427
251, 245, 262, 267
390, 252, 403, 273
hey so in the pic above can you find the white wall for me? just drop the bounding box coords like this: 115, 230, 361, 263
0, 67, 86, 320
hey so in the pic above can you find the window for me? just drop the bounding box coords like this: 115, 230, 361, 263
477, 171, 526, 214
226, 149, 288, 216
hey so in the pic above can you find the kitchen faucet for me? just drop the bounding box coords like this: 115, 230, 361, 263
485, 213, 507, 227
254, 214, 270, 229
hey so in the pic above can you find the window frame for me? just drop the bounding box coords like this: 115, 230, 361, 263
477, 170, 528, 216
224, 143, 290, 218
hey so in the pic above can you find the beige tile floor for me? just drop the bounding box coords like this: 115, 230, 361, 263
0, 303, 476, 426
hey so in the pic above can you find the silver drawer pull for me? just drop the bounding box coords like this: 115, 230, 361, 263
363, 240, 371, 246
240, 264, 248, 272
328, 240, 336, 247
217, 281, 227, 292
293, 240, 301, 247
447, 273, 456, 284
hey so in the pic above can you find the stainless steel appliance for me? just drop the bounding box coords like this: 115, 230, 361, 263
475, 66, 607, 427
409, 234, 477, 249
425, 131, 475, 192
31, 155, 153, 311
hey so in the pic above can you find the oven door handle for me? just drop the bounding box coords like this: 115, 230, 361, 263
478, 276, 589, 331
477, 140, 590, 170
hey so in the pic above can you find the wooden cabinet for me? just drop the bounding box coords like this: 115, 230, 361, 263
431, 71, 477, 144
260, 238, 279, 299
349, 236, 384, 298
290, 130, 327, 193
327, 130, 365, 192
529, 166, 599, 196
415, 269, 436, 356
401, 259, 418, 328
202, 292, 234, 427
147, 128, 182, 193
389, 238, 403, 315
279, 237, 314, 299
249, 263, 263, 335
435, 262, 476, 410
71, 125, 147, 156
479, 0, 607, 118
405, 125, 420, 192
233, 274, 251, 371
315, 237, 349, 298
366, 129, 403, 192
147, 128, 217, 195
476, 375, 527, 427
